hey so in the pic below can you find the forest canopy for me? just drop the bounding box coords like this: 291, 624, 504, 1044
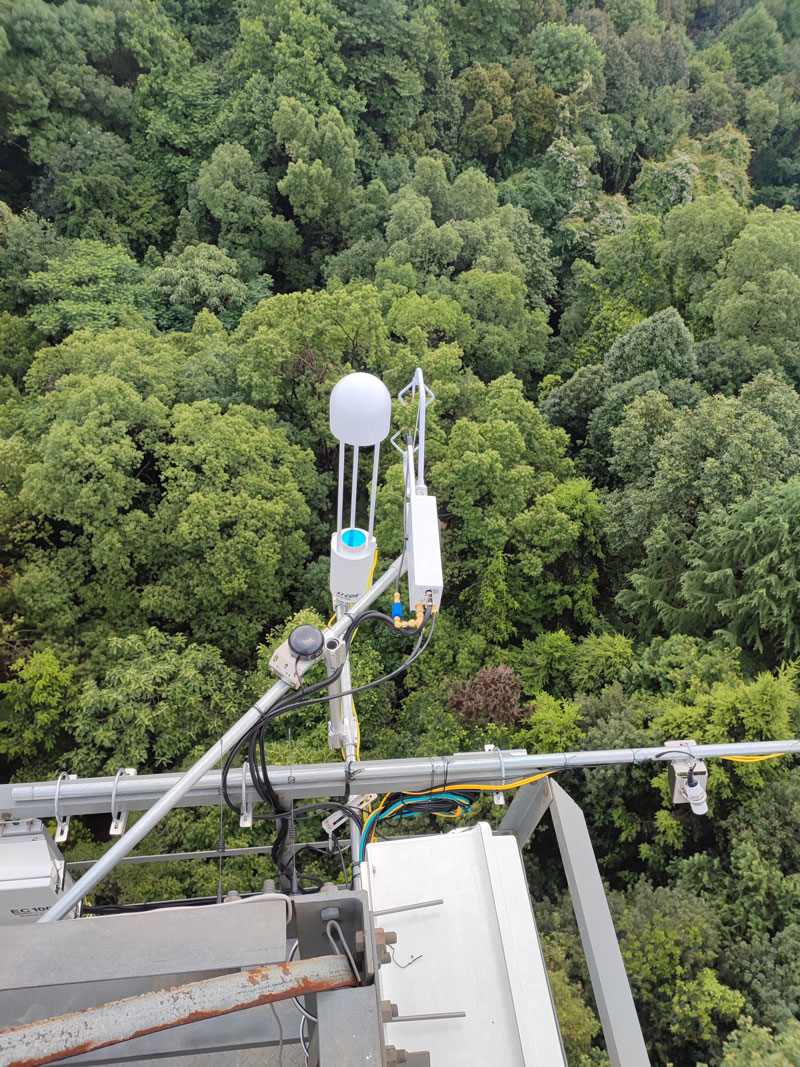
2, 0, 800, 1063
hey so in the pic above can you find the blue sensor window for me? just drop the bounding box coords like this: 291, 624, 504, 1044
343, 528, 367, 548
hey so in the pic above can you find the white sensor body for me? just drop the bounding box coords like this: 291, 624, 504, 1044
666, 740, 709, 817
681, 776, 708, 816
330, 528, 377, 606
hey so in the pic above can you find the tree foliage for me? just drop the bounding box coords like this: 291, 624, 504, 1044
3, 1, 800, 1063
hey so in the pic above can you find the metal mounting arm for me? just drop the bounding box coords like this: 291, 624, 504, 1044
38, 554, 407, 923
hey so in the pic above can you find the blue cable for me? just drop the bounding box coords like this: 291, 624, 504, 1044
358, 792, 475, 861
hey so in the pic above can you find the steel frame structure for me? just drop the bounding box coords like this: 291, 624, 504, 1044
0, 532, 796, 1064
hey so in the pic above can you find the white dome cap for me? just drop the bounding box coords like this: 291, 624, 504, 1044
330, 372, 392, 446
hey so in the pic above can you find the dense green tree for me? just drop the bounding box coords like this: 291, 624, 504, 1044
527, 22, 605, 94
610, 882, 744, 1064
698, 205, 800, 369
713, 1018, 800, 1065
678, 476, 800, 660
425, 375, 603, 636
24, 240, 154, 341
448, 269, 550, 383
273, 96, 358, 234
591, 214, 671, 316
235, 283, 390, 451
0, 313, 44, 388
152, 244, 257, 331
3, 2, 800, 1062
0, 0, 132, 166
693, 336, 782, 394
67, 628, 243, 775
542, 363, 613, 451
224, 0, 363, 158
189, 141, 300, 281
31, 128, 169, 253
0, 647, 79, 779
660, 192, 747, 329
129, 33, 221, 206
457, 63, 516, 160
21, 326, 184, 403
140, 401, 318, 658
723, 4, 786, 87
603, 307, 696, 382
9, 370, 169, 642
0, 207, 65, 316
606, 372, 800, 556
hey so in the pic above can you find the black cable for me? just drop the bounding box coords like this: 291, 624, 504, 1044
221, 610, 434, 812
219, 608, 435, 890
258, 608, 434, 721
252, 802, 365, 829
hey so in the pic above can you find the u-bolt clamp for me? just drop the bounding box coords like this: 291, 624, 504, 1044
484, 744, 506, 806
109, 768, 137, 836
240, 761, 253, 828
53, 771, 76, 843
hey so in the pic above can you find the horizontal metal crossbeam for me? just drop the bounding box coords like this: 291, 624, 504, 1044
3, 740, 797, 822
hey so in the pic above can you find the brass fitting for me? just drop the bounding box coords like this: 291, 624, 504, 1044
394, 603, 425, 629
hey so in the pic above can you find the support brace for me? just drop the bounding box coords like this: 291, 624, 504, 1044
500, 779, 651, 1067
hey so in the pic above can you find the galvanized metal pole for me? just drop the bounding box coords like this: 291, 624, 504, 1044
39, 682, 289, 923
9, 739, 797, 823
0, 955, 355, 1067
37, 557, 405, 922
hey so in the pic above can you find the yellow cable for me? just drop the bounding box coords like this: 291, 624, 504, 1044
366, 549, 378, 590
401, 770, 555, 795
367, 772, 556, 844
721, 753, 786, 762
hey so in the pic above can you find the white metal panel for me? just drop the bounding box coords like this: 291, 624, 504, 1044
364, 823, 566, 1067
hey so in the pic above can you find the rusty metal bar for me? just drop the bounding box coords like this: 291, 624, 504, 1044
0, 955, 355, 1067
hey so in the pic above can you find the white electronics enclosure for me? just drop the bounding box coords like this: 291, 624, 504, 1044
364, 823, 567, 1067
0, 820, 76, 924
407, 491, 443, 611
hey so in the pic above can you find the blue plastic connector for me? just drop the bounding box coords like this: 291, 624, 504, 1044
392, 602, 403, 619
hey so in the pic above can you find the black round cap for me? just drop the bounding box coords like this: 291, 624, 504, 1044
288, 624, 324, 659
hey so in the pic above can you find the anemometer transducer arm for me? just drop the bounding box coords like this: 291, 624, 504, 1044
392, 368, 443, 620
